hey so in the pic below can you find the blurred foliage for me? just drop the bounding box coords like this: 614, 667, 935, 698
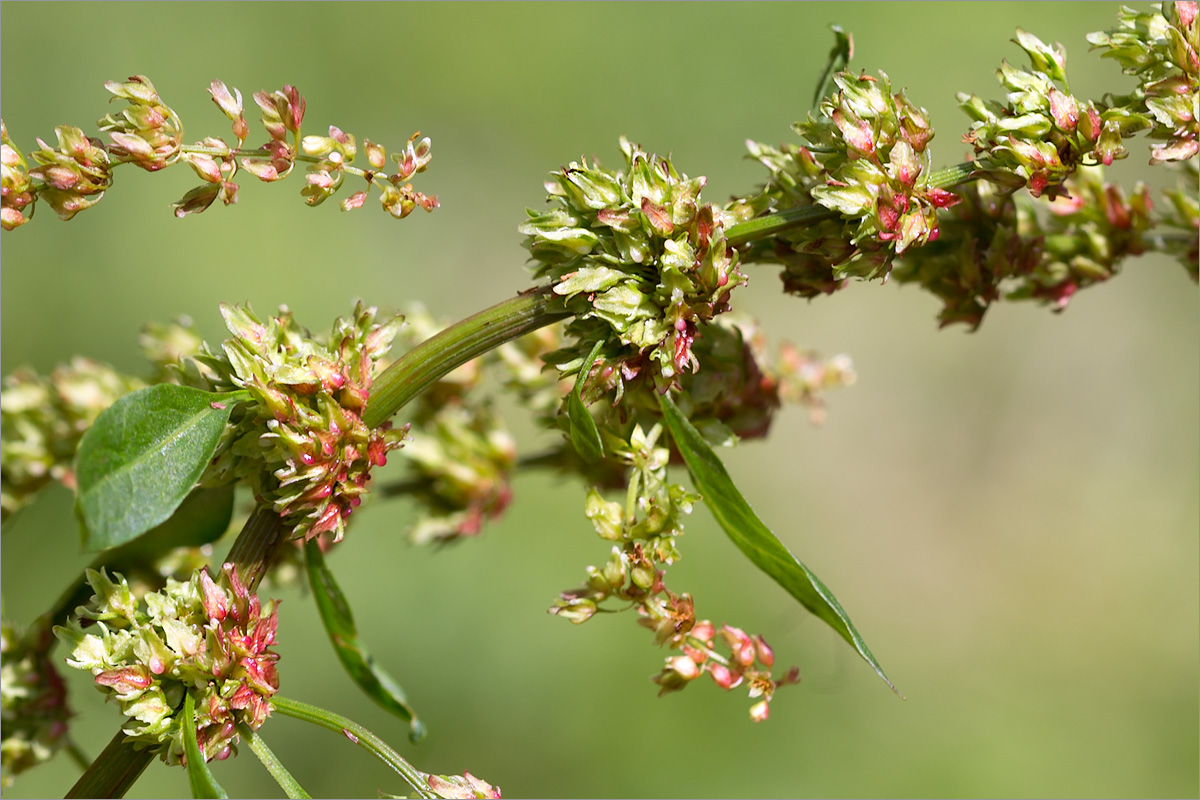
2, 3, 1196, 798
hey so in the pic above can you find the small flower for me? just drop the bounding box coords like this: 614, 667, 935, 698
208, 81, 249, 145
1, 121, 36, 230
26, 126, 112, 220
423, 770, 501, 799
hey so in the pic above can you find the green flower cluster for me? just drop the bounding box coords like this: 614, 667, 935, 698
184, 303, 406, 542
55, 566, 279, 765
1, 357, 143, 520
892, 164, 1171, 327
959, 29, 1152, 196
1, 622, 70, 787
741, 70, 958, 290
1088, 1, 1198, 164
521, 137, 746, 395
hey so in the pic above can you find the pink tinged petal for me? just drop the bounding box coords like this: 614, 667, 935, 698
749, 699, 770, 722
1048, 88, 1079, 133
670, 655, 700, 680
95, 665, 153, 694
199, 569, 229, 622
341, 191, 367, 211
709, 662, 742, 690
692, 620, 715, 642
832, 109, 875, 155
464, 773, 502, 799
754, 635, 775, 668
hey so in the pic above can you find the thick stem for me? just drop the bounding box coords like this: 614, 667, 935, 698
65, 731, 153, 799
364, 289, 568, 428
224, 506, 289, 592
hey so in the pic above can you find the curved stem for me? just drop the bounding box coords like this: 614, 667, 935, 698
271, 695, 435, 799
364, 289, 568, 428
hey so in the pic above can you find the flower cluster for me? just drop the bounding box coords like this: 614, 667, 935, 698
185, 303, 406, 541
3, 77, 438, 227
521, 137, 746, 394
55, 565, 279, 765
1, 622, 70, 787
388, 307, 516, 545
98, 76, 184, 171
741, 70, 958, 288
1, 358, 143, 519
959, 28, 1156, 197
1088, 1, 1199, 164
892, 164, 1167, 326
549, 423, 799, 720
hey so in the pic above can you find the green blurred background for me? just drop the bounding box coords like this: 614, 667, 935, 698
2, 3, 1197, 797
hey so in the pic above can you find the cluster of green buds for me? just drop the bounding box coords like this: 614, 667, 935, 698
959, 30, 1153, 195
183, 303, 406, 542
521, 136, 746, 396
55, 566, 279, 765
1, 358, 143, 519
1, 622, 70, 786
1088, 1, 1198, 165
17, 123, 112, 224
892, 163, 1175, 327
99, 76, 184, 171
388, 308, 517, 545
740, 70, 958, 289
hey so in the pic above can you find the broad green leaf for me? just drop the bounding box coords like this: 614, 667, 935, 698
304, 540, 426, 742
75, 385, 247, 552
657, 393, 899, 695
567, 340, 605, 464
183, 692, 229, 799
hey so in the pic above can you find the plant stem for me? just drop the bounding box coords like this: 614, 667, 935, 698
364, 289, 569, 428
65, 731, 153, 799
271, 695, 436, 799
239, 723, 311, 800
224, 506, 289, 591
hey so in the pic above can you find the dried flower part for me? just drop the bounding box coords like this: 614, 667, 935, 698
1088, 2, 1199, 164
27, 125, 112, 220
182, 303, 405, 542
1, 622, 70, 787
1, 121, 36, 230
522, 137, 746, 395
98, 75, 183, 171
422, 770, 502, 799
892, 165, 1165, 326
1, 358, 143, 519
54, 565, 279, 765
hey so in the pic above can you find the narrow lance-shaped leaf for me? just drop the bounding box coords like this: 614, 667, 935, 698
183, 692, 229, 799
567, 339, 605, 464
657, 392, 900, 696
74, 385, 249, 551
304, 539, 426, 741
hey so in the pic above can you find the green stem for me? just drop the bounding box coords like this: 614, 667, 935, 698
179, 143, 385, 182
239, 723, 311, 800
65, 731, 153, 799
271, 695, 435, 799
224, 506, 289, 592
364, 289, 568, 428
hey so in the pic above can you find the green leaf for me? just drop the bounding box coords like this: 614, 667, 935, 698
183, 692, 229, 799
567, 340, 605, 464
304, 540, 426, 742
657, 393, 900, 695
75, 385, 247, 552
